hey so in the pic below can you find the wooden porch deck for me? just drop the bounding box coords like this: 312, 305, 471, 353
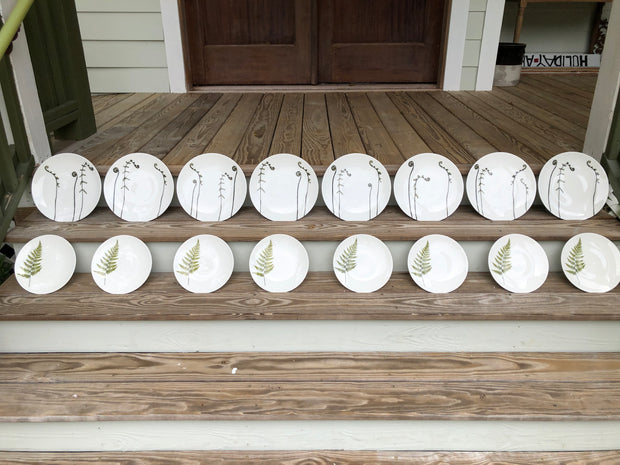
62, 74, 597, 175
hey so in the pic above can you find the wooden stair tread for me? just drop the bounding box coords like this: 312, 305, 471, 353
1, 272, 618, 321
7, 206, 619, 243
1, 352, 618, 422
2, 451, 619, 465
3, 352, 619, 383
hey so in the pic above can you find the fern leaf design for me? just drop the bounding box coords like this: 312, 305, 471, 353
95, 240, 120, 284
254, 240, 275, 285
411, 241, 432, 279
565, 238, 586, 278
335, 238, 358, 283
177, 239, 201, 284
492, 238, 512, 280
18, 240, 43, 287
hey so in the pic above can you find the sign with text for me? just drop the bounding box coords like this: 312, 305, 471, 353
523, 53, 601, 68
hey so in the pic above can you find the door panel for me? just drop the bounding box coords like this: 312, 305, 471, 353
184, 0, 312, 85
318, 0, 445, 83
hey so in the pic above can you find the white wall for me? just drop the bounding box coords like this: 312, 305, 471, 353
500, 2, 599, 52
76, 0, 169, 93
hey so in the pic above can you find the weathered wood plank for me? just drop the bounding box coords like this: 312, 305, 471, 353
490, 87, 587, 140
92, 93, 152, 129
388, 92, 473, 163
523, 74, 595, 104
2, 451, 618, 465
3, 352, 619, 383
430, 92, 541, 164
467, 91, 583, 152
301, 93, 334, 166
163, 93, 242, 167
509, 81, 591, 124
366, 92, 431, 157
8, 206, 618, 243
407, 92, 496, 157
2, 272, 619, 321
450, 93, 560, 162
550, 73, 598, 92
346, 92, 404, 166
325, 92, 365, 156
234, 94, 284, 165
269, 93, 304, 155
1, 380, 617, 421
91, 93, 131, 114
203, 93, 262, 156
139, 93, 222, 158
95, 94, 202, 165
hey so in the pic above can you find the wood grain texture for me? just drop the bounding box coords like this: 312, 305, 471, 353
163, 93, 241, 166
407, 92, 496, 157
7, 206, 619, 243
366, 92, 431, 157
2, 451, 618, 465
92, 93, 153, 130
301, 93, 334, 165
1, 379, 618, 421
234, 94, 284, 165
346, 92, 404, 165
522, 74, 593, 107
325, 92, 365, 156
3, 352, 619, 383
139, 94, 222, 158
2, 272, 619, 321
388, 92, 472, 164
269, 93, 304, 155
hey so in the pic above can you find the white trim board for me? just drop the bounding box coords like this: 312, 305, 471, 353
584, 0, 620, 160
475, 0, 505, 90
1, 321, 619, 353
160, 0, 186, 92
443, 0, 470, 90
1, 421, 619, 452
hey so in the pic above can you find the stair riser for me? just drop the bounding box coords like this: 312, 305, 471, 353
13, 240, 569, 273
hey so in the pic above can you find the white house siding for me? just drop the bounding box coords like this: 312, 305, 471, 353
461, 0, 487, 90
76, 0, 169, 93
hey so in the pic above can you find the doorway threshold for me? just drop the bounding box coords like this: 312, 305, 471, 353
189, 83, 440, 93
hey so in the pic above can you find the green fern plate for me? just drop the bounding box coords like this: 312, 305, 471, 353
173, 234, 234, 293
250, 234, 308, 292
561, 233, 620, 293
14, 234, 76, 294
488, 234, 548, 293
91, 235, 152, 294
407, 234, 467, 293
333, 234, 392, 293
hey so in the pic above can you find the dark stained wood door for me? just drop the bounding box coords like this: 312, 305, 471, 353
318, 0, 445, 83
183, 0, 313, 85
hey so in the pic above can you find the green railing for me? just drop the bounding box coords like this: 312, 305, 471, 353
0, 0, 35, 241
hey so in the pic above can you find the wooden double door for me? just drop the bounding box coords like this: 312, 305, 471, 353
183, 0, 445, 86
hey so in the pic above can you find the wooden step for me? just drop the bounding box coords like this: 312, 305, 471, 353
1, 451, 619, 465
6, 206, 619, 243
1, 272, 618, 321
1, 352, 618, 422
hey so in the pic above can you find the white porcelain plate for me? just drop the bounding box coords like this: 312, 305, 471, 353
408, 234, 468, 293
394, 153, 463, 221
561, 233, 620, 293
15, 235, 76, 294
538, 152, 609, 220
249, 234, 309, 292
466, 152, 536, 221
91, 235, 152, 294
177, 153, 247, 221
488, 233, 549, 293
333, 234, 393, 293
103, 153, 174, 222
322, 153, 391, 221
249, 154, 318, 221
31, 153, 101, 222
173, 235, 234, 293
